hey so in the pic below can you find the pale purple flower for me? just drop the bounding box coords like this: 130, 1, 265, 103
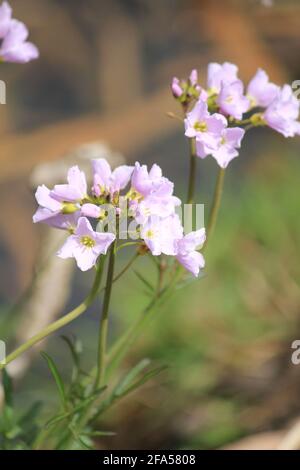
51, 166, 87, 203
207, 62, 238, 92
0, 18, 39, 63
92, 158, 133, 197
33, 184, 81, 228
57, 217, 115, 271
131, 162, 181, 224
247, 68, 279, 108
217, 80, 250, 120
0, 1, 11, 38
263, 84, 300, 137
175, 229, 206, 277
185, 100, 227, 158
141, 214, 183, 256
211, 127, 245, 168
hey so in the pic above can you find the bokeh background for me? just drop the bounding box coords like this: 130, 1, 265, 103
1, 0, 300, 450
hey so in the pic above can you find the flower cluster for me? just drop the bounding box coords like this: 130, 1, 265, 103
172, 62, 300, 168
33, 159, 205, 276
0, 1, 39, 63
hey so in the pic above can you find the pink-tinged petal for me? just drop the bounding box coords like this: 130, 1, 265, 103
81, 203, 102, 218
93, 232, 115, 255
177, 229, 206, 253
75, 217, 94, 238
247, 68, 279, 107
218, 80, 250, 120
73, 245, 99, 271
1, 41, 39, 63
189, 69, 198, 86
177, 251, 205, 277
57, 235, 78, 259
111, 165, 134, 191
92, 158, 112, 187
212, 146, 238, 168
171, 77, 183, 98
35, 185, 61, 212
131, 162, 152, 195
67, 166, 87, 197
207, 62, 238, 91
0, 1, 12, 38
195, 139, 210, 159
206, 113, 227, 135
149, 163, 162, 180
225, 127, 245, 147
51, 184, 82, 202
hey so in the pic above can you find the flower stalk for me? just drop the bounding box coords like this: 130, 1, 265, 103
94, 243, 116, 389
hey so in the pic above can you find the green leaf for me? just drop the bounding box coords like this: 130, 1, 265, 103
133, 270, 154, 293
41, 352, 67, 410
45, 386, 107, 428
114, 358, 151, 397
83, 430, 116, 437
122, 365, 167, 396
61, 335, 81, 369
2, 369, 13, 407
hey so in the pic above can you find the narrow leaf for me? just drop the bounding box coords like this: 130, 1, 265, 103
114, 358, 151, 397
41, 352, 67, 410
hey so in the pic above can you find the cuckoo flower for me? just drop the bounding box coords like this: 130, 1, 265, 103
51, 166, 87, 203
217, 80, 250, 120
131, 163, 181, 224
211, 127, 245, 168
57, 217, 115, 271
247, 68, 279, 108
185, 100, 227, 158
141, 214, 183, 256
175, 228, 206, 277
92, 158, 133, 198
0, 18, 39, 63
207, 62, 238, 93
263, 84, 300, 137
33, 184, 81, 228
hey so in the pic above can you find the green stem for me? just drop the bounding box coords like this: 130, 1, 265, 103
112, 252, 139, 284
94, 243, 116, 389
205, 167, 225, 246
0, 259, 105, 371
106, 265, 183, 379
187, 138, 197, 203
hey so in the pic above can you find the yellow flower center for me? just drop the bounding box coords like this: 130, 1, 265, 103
225, 95, 234, 103
145, 229, 155, 239
81, 236, 95, 248
194, 121, 207, 132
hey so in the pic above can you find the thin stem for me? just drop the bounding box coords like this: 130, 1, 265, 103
112, 252, 139, 284
187, 138, 197, 203
106, 265, 183, 379
205, 167, 225, 246
94, 243, 116, 389
0, 261, 105, 370
115, 241, 143, 253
